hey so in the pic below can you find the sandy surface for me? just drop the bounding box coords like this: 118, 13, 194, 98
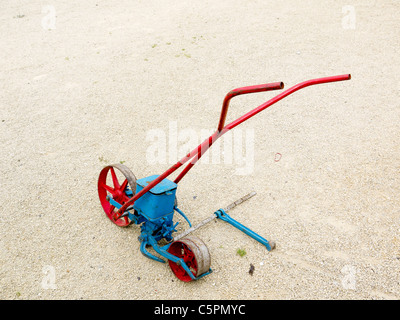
1, 0, 399, 300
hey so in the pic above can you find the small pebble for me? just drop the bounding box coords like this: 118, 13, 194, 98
249, 264, 255, 276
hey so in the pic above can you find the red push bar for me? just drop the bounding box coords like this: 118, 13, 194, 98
115, 74, 351, 218
218, 82, 284, 132
225, 74, 351, 131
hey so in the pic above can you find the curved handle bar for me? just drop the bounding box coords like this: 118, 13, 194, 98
224, 74, 351, 131
218, 82, 284, 132
223, 74, 351, 130
115, 74, 351, 218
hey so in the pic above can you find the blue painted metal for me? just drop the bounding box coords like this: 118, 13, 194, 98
138, 212, 177, 242
140, 241, 165, 263
110, 175, 197, 271
151, 238, 213, 281
107, 195, 122, 209
173, 206, 192, 228
134, 175, 177, 221
107, 174, 271, 281
214, 209, 274, 251
138, 233, 213, 280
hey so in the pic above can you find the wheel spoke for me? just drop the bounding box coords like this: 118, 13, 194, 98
110, 167, 120, 189
98, 164, 136, 228
179, 246, 186, 259
121, 194, 130, 203
108, 205, 115, 215
167, 237, 209, 282
184, 254, 195, 267
100, 182, 115, 194
183, 248, 194, 262
120, 179, 128, 192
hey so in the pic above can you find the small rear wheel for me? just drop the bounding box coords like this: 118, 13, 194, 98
98, 163, 137, 227
167, 236, 211, 282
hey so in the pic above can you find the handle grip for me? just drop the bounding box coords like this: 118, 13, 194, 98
218, 82, 284, 131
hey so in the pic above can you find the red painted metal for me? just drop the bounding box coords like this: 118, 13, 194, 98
168, 241, 197, 282
218, 82, 284, 132
174, 132, 218, 183
167, 236, 211, 282
225, 74, 351, 131
98, 165, 132, 227
175, 74, 350, 184
115, 74, 351, 219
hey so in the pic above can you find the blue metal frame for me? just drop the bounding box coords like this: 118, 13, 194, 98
107, 180, 211, 280
214, 209, 274, 251
107, 175, 272, 281
138, 225, 212, 280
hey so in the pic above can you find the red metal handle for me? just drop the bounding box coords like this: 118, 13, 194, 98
224, 74, 351, 131
115, 74, 351, 219
218, 82, 284, 132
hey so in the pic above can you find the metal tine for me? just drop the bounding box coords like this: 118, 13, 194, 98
173, 191, 257, 241
223, 191, 257, 212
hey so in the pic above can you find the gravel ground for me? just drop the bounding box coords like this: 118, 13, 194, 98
1, 0, 399, 300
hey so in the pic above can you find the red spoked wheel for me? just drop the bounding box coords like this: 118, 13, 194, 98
98, 163, 137, 227
167, 236, 211, 282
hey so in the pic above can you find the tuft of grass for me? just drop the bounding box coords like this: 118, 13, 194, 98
98, 156, 108, 163
237, 248, 246, 257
